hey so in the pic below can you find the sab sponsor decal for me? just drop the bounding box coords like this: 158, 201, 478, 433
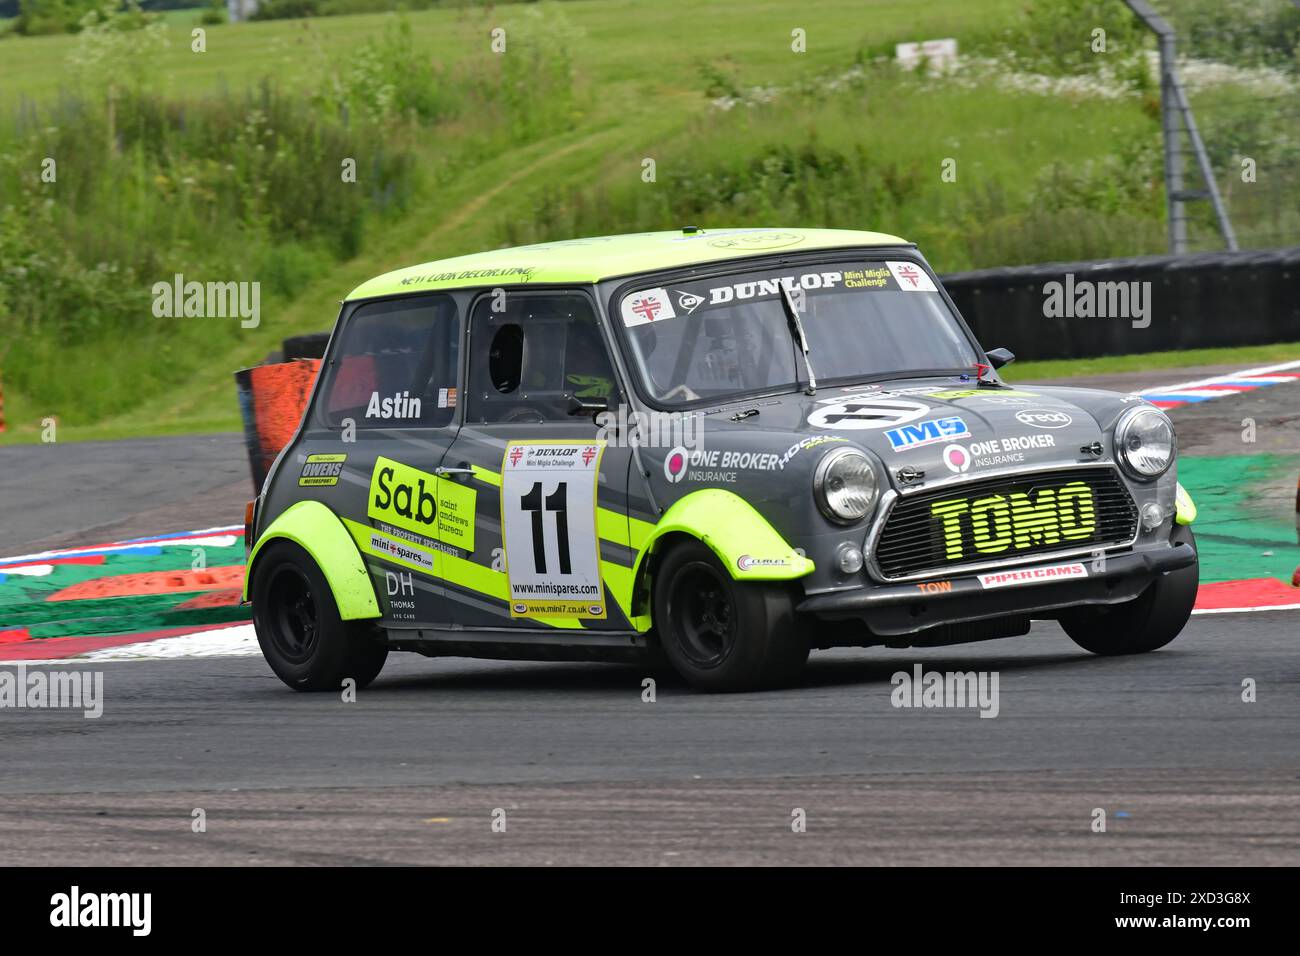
977, 563, 1087, 589
930, 481, 1097, 561
809, 398, 929, 430
621, 287, 677, 327
369, 456, 477, 552
885, 416, 971, 452
299, 453, 346, 487
1015, 409, 1073, 429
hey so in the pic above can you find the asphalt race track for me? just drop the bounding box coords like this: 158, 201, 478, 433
0, 619, 1296, 865
0, 368, 1297, 865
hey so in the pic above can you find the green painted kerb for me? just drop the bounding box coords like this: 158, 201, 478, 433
631, 489, 815, 588
243, 500, 381, 620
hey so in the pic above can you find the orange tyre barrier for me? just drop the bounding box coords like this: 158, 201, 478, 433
235, 358, 322, 490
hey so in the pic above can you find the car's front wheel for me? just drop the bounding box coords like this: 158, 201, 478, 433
1059, 525, 1199, 655
251, 540, 388, 691
652, 539, 808, 691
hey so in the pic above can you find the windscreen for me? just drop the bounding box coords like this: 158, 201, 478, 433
616, 261, 981, 406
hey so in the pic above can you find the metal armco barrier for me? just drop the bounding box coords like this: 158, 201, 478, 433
940, 247, 1300, 361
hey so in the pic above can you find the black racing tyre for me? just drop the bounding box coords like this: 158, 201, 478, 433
652, 539, 808, 692
251, 540, 388, 691
1059, 524, 1199, 655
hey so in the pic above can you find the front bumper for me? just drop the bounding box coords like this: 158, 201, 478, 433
797, 542, 1196, 637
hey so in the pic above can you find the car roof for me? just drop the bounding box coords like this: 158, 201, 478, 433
345, 227, 911, 301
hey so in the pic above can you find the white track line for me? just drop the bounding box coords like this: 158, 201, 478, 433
1192, 603, 1300, 615
1137, 358, 1300, 396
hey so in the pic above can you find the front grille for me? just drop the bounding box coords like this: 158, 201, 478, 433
874, 467, 1138, 580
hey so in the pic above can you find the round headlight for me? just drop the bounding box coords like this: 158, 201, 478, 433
1115, 407, 1176, 479
814, 449, 878, 523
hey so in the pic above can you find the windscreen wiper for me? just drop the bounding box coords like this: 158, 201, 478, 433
779, 285, 818, 395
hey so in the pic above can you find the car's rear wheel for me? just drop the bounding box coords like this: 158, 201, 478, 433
251, 540, 388, 691
652, 539, 808, 691
1059, 525, 1199, 655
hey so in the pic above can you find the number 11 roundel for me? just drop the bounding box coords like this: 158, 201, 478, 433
499, 441, 607, 619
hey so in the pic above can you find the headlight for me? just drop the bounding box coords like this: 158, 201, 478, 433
1115, 407, 1176, 479
814, 448, 878, 523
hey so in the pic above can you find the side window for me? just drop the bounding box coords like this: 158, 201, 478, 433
317, 294, 460, 429
466, 292, 618, 424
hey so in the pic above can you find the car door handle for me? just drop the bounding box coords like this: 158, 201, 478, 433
434, 466, 476, 478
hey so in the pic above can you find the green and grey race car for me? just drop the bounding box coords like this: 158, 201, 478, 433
242, 227, 1199, 692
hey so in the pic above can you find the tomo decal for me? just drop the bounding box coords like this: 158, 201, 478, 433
500, 441, 607, 619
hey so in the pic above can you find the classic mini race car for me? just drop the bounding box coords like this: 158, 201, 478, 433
242, 227, 1199, 692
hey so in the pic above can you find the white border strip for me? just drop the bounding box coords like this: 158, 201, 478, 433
1192, 603, 1300, 615
1138, 358, 1300, 396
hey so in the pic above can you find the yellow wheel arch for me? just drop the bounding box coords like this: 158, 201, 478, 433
243, 500, 381, 620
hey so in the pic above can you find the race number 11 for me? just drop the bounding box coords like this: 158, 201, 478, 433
500, 441, 606, 619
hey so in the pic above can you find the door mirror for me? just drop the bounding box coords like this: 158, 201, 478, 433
986, 347, 1015, 369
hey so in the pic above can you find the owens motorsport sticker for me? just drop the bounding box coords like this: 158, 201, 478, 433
884, 416, 971, 452
299, 453, 346, 487
808, 397, 930, 430
368, 456, 477, 553
977, 563, 1087, 589
500, 441, 607, 619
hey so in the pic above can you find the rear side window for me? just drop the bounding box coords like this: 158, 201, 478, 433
317, 294, 460, 429
466, 291, 618, 424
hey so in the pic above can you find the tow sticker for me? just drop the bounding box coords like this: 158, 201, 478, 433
500, 441, 607, 619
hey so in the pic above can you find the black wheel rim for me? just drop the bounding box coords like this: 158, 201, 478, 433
266, 564, 319, 664
667, 561, 737, 669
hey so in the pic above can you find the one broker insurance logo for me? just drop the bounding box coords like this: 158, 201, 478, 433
50, 886, 151, 937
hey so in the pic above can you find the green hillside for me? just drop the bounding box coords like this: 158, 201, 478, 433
0, 0, 1295, 443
